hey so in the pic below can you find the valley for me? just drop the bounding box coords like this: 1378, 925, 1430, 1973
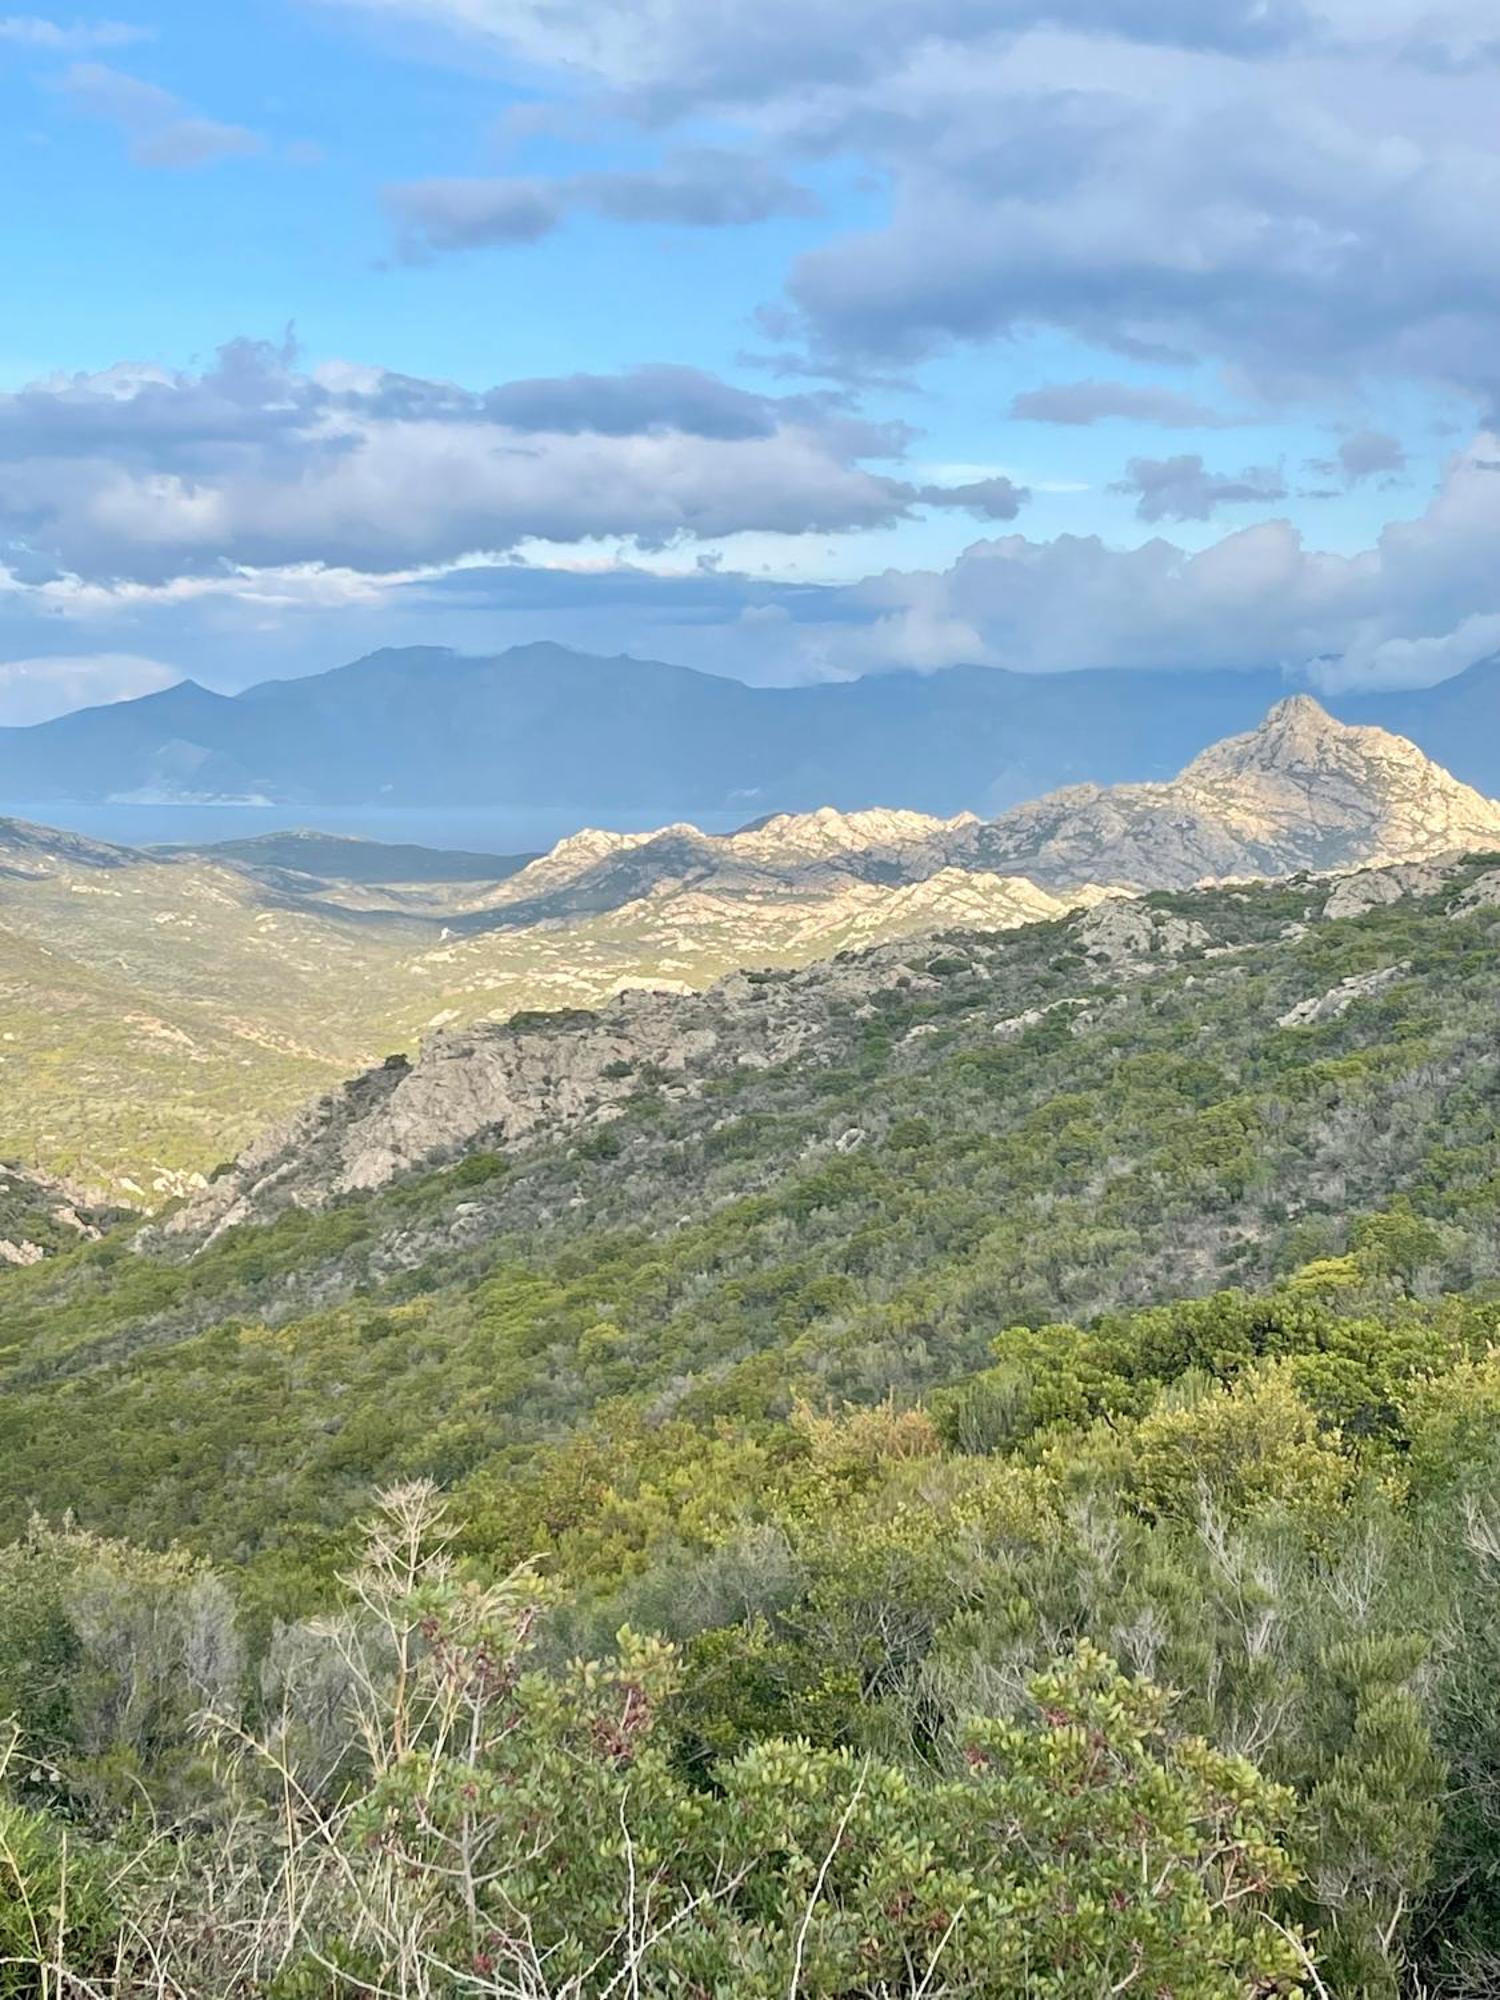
3, 695, 1494, 1198
9, 841, 1500, 1566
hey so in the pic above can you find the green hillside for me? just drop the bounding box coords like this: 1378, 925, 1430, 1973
9, 861, 1500, 1577
7, 860, 1500, 1993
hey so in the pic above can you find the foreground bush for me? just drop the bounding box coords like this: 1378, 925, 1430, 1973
0, 1486, 1308, 1998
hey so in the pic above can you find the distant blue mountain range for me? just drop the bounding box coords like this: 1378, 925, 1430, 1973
4, 642, 1498, 818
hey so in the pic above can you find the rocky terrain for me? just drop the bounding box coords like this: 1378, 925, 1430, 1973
157, 937, 960, 1245
447, 699, 1500, 921
12, 745, 1500, 2000
161, 853, 1468, 1248
8, 833, 1500, 1622
465, 808, 991, 925
3, 697, 1497, 1202
11, 834, 1476, 1493
0, 1160, 124, 1267
0, 813, 1093, 1194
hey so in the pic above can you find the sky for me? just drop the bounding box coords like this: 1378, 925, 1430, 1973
3, 0, 1500, 721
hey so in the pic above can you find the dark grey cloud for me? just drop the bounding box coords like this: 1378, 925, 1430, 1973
913, 475, 1029, 520
363, 0, 1320, 115
1010, 379, 1242, 428
483, 367, 779, 441
0, 341, 929, 583
385, 179, 559, 249
785, 75, 1500, 399
344, 1, 1500, 408
479, 365, 873, 443
0, 347, 889, 466
1305, 429, 1410, 488
386, 148, 817, 258
0, 338, 316, 467
1336, 429, 1409, 482
60, 61, 263, 167
439, 0, 1500, 106
1385, 21, 1500, 73
1111, 454, 1287, 521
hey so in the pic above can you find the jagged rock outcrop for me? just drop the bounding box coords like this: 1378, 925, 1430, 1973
159, 973, 841, 1247
1074, 901, 1211, 966
1453, 868, 1500, 915
1322, 859, 1467, 920
564, 868, 1099, 963
1277, 963, 1411, 1029
0, 1161, 124, 1266
464, 807, 992, 930
969, 698, 1500, 891
454, 701, 1500, 922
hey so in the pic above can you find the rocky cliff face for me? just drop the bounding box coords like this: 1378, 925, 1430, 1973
970, 697, 1500, 889
157, 955, 909, 1247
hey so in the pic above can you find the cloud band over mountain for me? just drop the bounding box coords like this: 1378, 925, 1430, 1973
2, 336, 1499, 707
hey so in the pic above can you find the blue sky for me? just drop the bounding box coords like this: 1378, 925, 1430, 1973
2, 0, 1500, 720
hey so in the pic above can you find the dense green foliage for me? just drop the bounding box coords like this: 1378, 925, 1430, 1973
5, 869, 1500, 1600
7, 868, 1500, 1989
9, 1291, 1500, 1991
0, 1484, 1315, 1998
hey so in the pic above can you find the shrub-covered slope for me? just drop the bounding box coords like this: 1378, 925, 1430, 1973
5, 854, 1500, 1594
9, 856, 1500, 1992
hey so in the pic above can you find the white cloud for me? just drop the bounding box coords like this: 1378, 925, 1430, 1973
314, 0, 1324, 99
0, 651, 179, 725
802, 434, 1500, 687
0, 15, 147, 50
319, 1, 1500, 407
60, 62, 263, 168
11, 430, 1500, 699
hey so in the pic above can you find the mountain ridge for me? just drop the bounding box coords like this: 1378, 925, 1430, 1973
7, 642, 1500, 814
438, 698, 1500, 923
156, 694, 1500, 1247
139, 840, 1500, 1277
